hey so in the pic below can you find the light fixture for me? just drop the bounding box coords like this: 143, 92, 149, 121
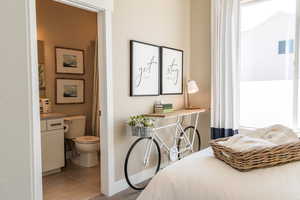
186, 80, 200, 110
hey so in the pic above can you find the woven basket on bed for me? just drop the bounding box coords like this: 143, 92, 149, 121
210, 137, 300, 171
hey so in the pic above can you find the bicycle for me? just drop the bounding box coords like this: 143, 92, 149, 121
124, 109, 205, 190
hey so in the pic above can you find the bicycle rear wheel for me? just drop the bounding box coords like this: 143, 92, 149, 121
177, 126, 201, 158
124, 137, 161, 190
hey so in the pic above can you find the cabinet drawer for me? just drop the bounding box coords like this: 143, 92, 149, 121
41, 120, 47, 131
47, 118, 64, 131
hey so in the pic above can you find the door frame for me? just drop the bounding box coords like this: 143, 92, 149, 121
27, 0, 115, 198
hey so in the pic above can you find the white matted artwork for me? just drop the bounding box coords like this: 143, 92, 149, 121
161, 47, 183, 95
56, 79, 84, 104
130, 40, 160, 96
56, 47, 84, 74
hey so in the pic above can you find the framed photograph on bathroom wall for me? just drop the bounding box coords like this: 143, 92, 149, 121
55, 47, 85, 74
56, 78, 85, 104
130, 40, 160, 96
160, 47, 183, 95
38, 64, 46, 90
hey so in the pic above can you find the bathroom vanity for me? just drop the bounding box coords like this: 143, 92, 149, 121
40, 113, 66, 175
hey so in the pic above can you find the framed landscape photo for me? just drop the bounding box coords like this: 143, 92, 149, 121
56, 79, 85, 104
130, 40, 160, 96
55, 47, 84, 74
161, 47, 183, 95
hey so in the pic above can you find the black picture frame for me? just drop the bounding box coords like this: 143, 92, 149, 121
160, 46, 184, 95
130, 40, 160, 96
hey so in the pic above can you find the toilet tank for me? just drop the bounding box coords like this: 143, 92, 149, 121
64, 115, 86, 139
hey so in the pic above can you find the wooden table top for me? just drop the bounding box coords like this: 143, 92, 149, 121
144, 108, 206, 118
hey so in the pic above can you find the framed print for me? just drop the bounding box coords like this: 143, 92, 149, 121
161, 47, 183, 95
130, 40, 160, 96
38, 64, 46, 90
56, 79, 85, 104
55, 47, 84, 74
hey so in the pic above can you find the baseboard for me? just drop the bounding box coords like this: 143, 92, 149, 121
111, 162, 169, 195
42, 168, 62, 176
111, 167, 154, 194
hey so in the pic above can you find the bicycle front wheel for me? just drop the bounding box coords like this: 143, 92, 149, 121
124, 137, 161, 190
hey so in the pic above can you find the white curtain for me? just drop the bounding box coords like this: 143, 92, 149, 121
211, 0, 240, 139
91, 40, 100, 137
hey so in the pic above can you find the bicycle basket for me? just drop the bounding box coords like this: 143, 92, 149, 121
127, 125, 153, 137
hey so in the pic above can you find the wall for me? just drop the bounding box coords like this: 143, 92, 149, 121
190, 0, 211, 148
36, 0, 98, 134
112, 0, 191, 181
0, 0, 42, 199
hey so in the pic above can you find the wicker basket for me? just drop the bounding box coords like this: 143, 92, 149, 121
210, 137, 300, 171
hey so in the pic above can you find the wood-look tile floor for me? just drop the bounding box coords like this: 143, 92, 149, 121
43, 163, 101, 200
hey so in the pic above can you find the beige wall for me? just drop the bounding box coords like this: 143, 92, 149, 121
112, 0, 191, 180
36, 0, 97, 134
0, 1, 41, 199
190, 0, 211, 148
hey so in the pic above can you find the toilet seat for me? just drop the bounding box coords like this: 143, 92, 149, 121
73, 136, 100, 144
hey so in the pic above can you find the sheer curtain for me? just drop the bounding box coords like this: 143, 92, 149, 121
211, 0, 240, 139
91, 40, 100, 137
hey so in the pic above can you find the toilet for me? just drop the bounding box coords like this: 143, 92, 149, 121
64, 115, 100, 167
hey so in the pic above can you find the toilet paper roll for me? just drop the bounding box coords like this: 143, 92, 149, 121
64, 124, 69, 133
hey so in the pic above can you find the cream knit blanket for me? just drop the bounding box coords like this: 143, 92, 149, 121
218, 125, 298, 152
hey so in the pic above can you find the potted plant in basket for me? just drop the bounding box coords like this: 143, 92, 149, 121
128, 115, 154, 137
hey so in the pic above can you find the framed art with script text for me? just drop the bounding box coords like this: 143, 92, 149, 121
130, 40, 160, 96
161, 47, 183, 95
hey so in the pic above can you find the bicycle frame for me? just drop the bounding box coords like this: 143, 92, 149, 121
143, 112, 200, 166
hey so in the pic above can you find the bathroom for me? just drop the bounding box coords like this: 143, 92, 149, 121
37, 0, 101, 199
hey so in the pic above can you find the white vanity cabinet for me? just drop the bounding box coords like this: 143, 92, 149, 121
40, 117, 65, 174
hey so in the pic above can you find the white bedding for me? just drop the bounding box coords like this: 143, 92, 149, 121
137, 148, 300, 200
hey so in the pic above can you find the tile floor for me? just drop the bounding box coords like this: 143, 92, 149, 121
43, 163, 101, 200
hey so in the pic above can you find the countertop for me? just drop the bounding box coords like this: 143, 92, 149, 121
40, 113, 67, 120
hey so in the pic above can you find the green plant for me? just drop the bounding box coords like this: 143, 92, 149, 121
128, 115, 154, 127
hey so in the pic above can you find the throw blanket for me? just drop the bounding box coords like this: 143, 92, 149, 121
219, 125, 298, 152
137, 148, 300, 200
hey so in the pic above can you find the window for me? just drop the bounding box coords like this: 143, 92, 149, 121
278, 40, 286, 54
288, 39, 295, 53
240, 0, 297, 128
278, 40, 294, 54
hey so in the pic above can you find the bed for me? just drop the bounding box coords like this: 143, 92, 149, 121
137, 148, 300, 200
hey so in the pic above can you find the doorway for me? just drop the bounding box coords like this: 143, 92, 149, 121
36, 1, 100, 199
28, 0, 115, 198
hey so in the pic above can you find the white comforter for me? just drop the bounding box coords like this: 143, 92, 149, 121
137, 148, 300, 200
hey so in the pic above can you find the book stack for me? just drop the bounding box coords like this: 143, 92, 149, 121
154, 103, 174, 114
